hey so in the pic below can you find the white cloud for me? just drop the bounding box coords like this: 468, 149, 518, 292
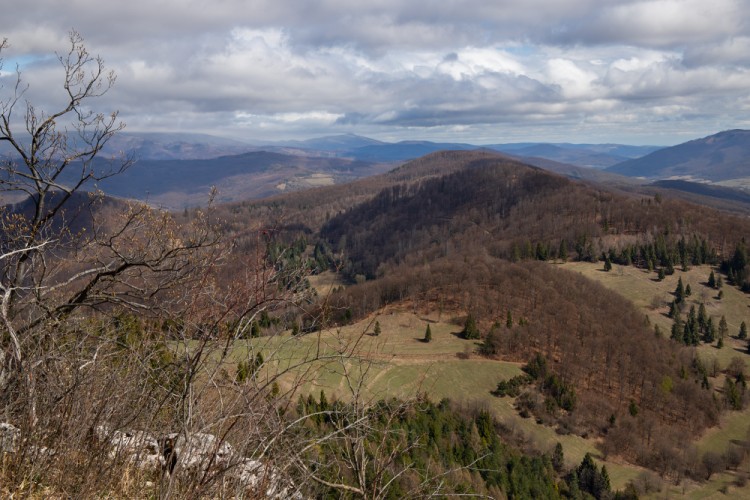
1, 0, 749, 144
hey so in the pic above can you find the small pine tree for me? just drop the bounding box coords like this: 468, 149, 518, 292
686, 283, 692, 296
552, 442, 565, 473
628, 400, 639, 417
461, 314, 481, 340
603, 256, 612, 272
506, 310, 513, 328
708, 270, 716, 289
424, 324, 432, 343
719, 315, 729, 339
698, 303, 708, 330
740, 321, 748, 340
373, 320, 382, 336
703, 316, 716, 343
658, 268, 665, 281
251, 321, 261, 338
675, 277, 685, 302
291, 321, 300, 336
253, 352, 264, 372
668, 300, 678, 319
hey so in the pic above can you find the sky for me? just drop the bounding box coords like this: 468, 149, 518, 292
1, 1, 749, 146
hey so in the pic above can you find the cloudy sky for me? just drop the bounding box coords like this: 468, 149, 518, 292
2, 0, 749, 145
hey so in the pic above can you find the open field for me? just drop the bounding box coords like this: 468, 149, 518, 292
561, 261, 750, 497
215, 262, 750, 494
561, 262, 750, 370
226, 306, 650, 489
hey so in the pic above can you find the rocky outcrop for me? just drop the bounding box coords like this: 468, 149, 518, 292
0, 422, 20, 453
94, 425, 166, 472
3, 422, 302, 497
96, 425, 302, 498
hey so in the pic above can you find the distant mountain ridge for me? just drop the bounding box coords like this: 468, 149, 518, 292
88, 132, 661, 169
607, 129, 750, 181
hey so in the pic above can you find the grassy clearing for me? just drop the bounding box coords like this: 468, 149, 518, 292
195, 263, 750, 493
561, 261, 750, 496
560, 262, 750, 371
223, 306, 648, 489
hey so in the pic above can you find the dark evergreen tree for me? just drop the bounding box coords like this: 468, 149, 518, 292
373, 320, 382, 336
575, 453, 612, 499
740, 321, 748, 340
671, 311, 684, 344
703, 316, 716, 343
708, 270, 716, 289
506, 310, 513, 328
461, 313, 481, 340
686, 283, 692, 297
675, 277, 685, 302
424, 324, 432, 343
480, 323, 502, 356
559, 239, 568, 262
629, 400, 639, 417
668, 300, 679, 319
658, 268, 665, 281
603, 256, 612, 272
251, 321, 261, 338
719, 315, 729, 340
552, 442, 565, 473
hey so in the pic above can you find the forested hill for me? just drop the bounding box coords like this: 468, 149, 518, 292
320, 152, 750, 280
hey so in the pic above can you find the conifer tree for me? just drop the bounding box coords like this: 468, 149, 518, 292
668, 300, 679, 319
671, 311, 684, 343
506, 310, 513, 328
462, 314, 481, 339
740, 321, 748, 340
424, 324, 432, 343
708, 270, 716, 289
698, 303, 708, 330
552, 442, 565, 473
675, 277, 685, 302
373, 320, 382, 336
703, 317, 716, 343
719, 315, 729, 342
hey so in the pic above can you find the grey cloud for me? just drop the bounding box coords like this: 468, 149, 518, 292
2, 0, 749, 144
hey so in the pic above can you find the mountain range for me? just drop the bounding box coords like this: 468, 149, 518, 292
4, 129, 750, 210
606, 129, 750, 182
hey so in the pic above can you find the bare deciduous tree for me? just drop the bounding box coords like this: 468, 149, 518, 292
0, 32, 219, 425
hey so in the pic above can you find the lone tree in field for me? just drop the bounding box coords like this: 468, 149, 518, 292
740, 321, 748, 340
373, 320, 382, 336
424, 324, 432, 342
461, 313, 481, 339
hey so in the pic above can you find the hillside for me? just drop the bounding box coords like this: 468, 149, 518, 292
607, 129, 750, 181
319, 152, 750, 281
